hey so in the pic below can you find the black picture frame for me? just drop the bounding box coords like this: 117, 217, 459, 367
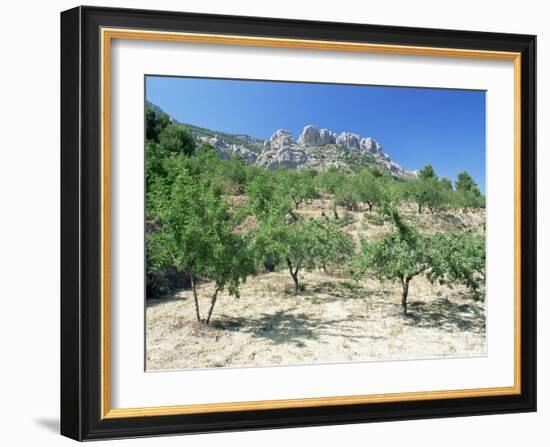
61, 5, 536, 441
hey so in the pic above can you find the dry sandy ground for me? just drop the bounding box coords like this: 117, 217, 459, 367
146, 270, 486, 371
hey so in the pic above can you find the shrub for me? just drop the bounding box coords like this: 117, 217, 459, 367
158, 123, 196, 156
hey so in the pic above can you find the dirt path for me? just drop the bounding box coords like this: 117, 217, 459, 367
146, 270, 486, 371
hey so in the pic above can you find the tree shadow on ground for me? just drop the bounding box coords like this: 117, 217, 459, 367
211, 310, 385, 346
298, 280, 380, 304
162, 283, 484, 347
405, 297, 485, 334
146, 294, 187, 308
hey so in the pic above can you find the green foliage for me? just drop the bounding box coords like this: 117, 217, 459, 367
351, 210, 485, 315
245, 172, 292, 220
312, 218, 355, 273
411, 164, 477, 213
146, 106, 171, 142
429, 231, 486, 300
407, 168, 486, 213
148, 163, 254, 324
334, 180, 361, 211
453, 190, 485, 210
352, 210, 430, 288
275, 169, 320, 207
363, 210, 388, 226
185, 143, 223, 178
408, 166, 460, 214
379, 176, 407, 207
158, 123, 197, 156
354, 169, 383, 211
314, 167, 347, 194
329, 168, 408, 213
370, 167, 384, 178
253, 215, 353, 293
440, 177, 453, 191
246, 168, 353, 293
453, 171, 484, 210
410, 177, 447, 213
455, 171, 481, 195
335, 211, 355, 227
332, 168, 388, 212
419, 164, 437, 180
145, 142, 168, 197
223, 155, 249, 194
145, 114, 487, 326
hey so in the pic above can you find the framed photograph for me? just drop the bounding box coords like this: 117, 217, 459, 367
60, 6, 536, 441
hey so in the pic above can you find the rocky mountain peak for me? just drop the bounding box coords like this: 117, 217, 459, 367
298, 125, 336, 147
336, 132, 361, 150
255, 125, 409, 175
259, 129, 312, 170
359, 137, 382, 155
264, 129, 294, 150
147, 102, 412, 177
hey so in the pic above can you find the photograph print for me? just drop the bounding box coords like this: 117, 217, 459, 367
145, 76, 487, 371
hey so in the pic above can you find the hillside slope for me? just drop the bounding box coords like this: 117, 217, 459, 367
147, 101, 414, 176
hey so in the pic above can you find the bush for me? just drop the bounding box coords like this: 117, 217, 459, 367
315, 167, 347, 194
158, 123, 196, 156
363, 211, 387, 226
334, 181, 361, 211
353, 169, 383, 212
146, 105, 171, 142
429, 231, 486, 300
275, 169, 320, 207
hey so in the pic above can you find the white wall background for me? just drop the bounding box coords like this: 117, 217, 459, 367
0, 0, 546, 445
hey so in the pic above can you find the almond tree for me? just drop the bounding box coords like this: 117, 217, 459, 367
429, 231, 486, 300
247, 169, 353, 293
354, 169, 383, 212
411, 176, 447, 213
254, 216, 353, 294
352, 209, 486, 316
148, 161, 254, 324
454, 171, 485, 211
334, 181, 361, 211
352, 210, 430, 315
275, 169, 319, 208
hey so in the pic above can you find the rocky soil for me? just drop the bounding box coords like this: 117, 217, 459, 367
146, 271, 486, 370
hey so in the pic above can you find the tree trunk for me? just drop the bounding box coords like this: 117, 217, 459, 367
401, 278, 410, 316
263, 255, 276, 272
292, 272, 300, 294
205, 287, 220, 325
418, 203, 422, 214
189, 273, 201, 322
287, 258, 300, 294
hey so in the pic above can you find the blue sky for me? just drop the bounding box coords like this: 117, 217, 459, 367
146, 76, 486, 191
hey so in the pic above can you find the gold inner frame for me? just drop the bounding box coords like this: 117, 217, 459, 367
100, 27, 522, 419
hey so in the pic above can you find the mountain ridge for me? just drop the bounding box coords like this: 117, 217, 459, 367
146, 101, 413, 176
